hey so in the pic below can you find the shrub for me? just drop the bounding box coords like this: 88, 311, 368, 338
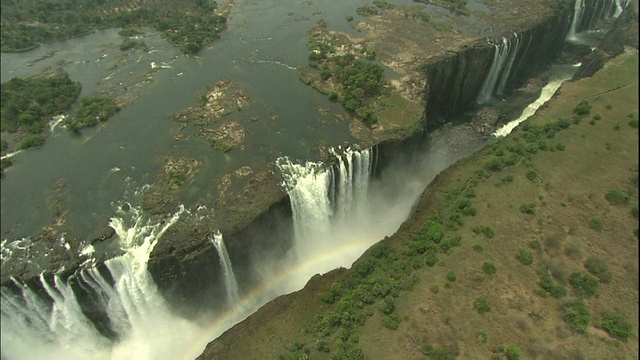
526, 170, 537, 181
528, 240, 541, 250
315, 339, 330, 353
473, 244, 483, 252
538, 275, 567, 298
425, 252, 438, 267
505, 344, 522, 360
381, 313, 401, 330
515, 249, 533, 265
563, 301, 591, 332
446, 271, 457, 282
519, 203, 536, 215
569, 272, 599, 298
502, 175, 514, 183
573, 100, 591, 115
601, 309, 634, 338
472, 226, 495, 239
605, 189, 629, 205
482, 262, 497, 275
422, 346, 455, 360
475, 330, 488, 344
474, 297, 491, 314
584, 256, 612, 283
589, 217, 604, 231
430, 284, 440, 294
19, 134, 46, 150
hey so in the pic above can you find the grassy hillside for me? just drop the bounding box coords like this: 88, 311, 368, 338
200, 50, 638, 360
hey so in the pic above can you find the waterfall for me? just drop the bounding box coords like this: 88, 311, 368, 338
567, 0, 586, 41
567, 0, 628, 41
496, 33, 521, 96
211, 231, 240, 306
0, 205, 202, 360
477, 35, 520, 104
276, 146, 373, 254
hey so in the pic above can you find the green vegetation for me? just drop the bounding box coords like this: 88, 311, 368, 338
519, 203, 536, 215
538, 275, 567, 298
584, 256, 612, 283
568, 272, 599, 298
573, 100, 592, 115
1, 0, 227, 54
472, 225, 494, 239
515, 248, 533, 265
446, 271, 457, 282
422, 345, 456, 360
563, 301, 591, 333
473, 296, 491, 314
601, 309, 634, 338
482, 262, 496, 275
589, 216, 604, 231
18, 134, 46, 149
65, 97, 119, 133
1, 73, 81, 133
628, 112, 639, 128
605, 189, 630, 205
505, 344, 522, 360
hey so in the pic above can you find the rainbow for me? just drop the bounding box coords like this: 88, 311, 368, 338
179, 237, 379, 360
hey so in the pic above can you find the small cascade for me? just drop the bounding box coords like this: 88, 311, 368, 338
477, 35, 520, 104
496, 33, 521, 96
567, 0, 586, 41
567, 0, 628, 41
0, 205, 201, 360
275, 146, 374, 253
211, 231, 240, 306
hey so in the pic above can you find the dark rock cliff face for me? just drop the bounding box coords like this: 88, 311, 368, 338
423, 7, 573, 129
575, 2, 639, 79
147, 195, 294, 316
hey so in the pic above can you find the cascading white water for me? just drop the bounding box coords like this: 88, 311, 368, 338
567, 0, 628, 42
496, 33, 521, 96
276, 157, 333, 249
329, 147, 372, 222
567, 0, 586, 41
477, 37, 513, 104
275, 146, 373, 257
211, 231, 240, 306
0, 205, 203, 360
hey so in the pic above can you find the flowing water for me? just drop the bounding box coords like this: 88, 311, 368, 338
211, 231, 240, 306
0, 0, 628, 359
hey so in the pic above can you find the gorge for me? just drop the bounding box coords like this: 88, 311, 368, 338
1, 0, 637, 359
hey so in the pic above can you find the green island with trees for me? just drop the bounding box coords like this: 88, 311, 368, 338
0, 71, 121, 176
0, 0, 227, 54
